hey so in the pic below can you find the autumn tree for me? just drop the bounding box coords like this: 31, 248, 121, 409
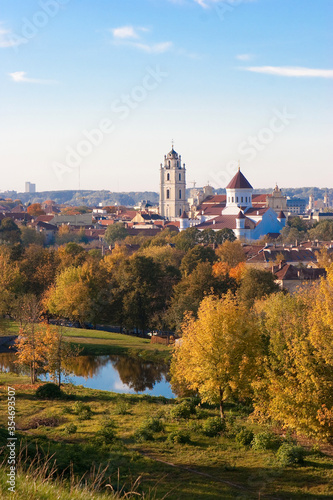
215, 240, 246, 268
170, 294, 262, 421
14, 295, 46, 383
27, 203, 46, 217
0, 247, 22, 316
254, 289, 333, 441
308, 220, 333, 241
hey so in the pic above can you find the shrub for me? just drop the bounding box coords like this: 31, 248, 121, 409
36, 383, 62, 400
72, 401, 93, 421
64, 423, 77, 434
114, 399, 130, 415
96, 419, 117, 444
235, 428, 254, 446
145, 417, 165, 433
170, 400, 195, 420
167, 430, 191, 444
276, 443, 305, 466
202, 417, 226, 437
252, 431, 281, 451
134, 428, 154, 442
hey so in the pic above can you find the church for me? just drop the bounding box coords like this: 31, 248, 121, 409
159, 145, 286, 241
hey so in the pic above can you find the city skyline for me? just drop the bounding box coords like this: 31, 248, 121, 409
0, 0, 332, 193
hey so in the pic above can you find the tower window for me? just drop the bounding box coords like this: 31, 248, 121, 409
168, 161, 170, 167
166, 189, 170, 199
236, 197, 238, 203
179, 189, 182, 199
245, 197, 247, 202
179, 208, 182, 216
179, 173, 181, 181
241, 197, 243, 203
232, 197, 234, 203
167, 173, 170, 181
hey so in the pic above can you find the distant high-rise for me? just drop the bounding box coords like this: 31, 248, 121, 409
25, 182, 36, 193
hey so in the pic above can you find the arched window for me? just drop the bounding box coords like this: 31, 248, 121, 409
179, 208, 182, 216
232, 197, 234, 203
166, 189, 170, 199
179, 189, 182, 199
241, 197, 243, 203
179, 173, 181, 181
168, 161, 170, 167
167, 173, 170, 181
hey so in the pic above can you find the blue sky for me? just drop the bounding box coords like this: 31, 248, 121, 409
0, 0, 332, 194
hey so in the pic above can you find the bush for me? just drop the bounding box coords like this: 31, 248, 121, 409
145, 417, 165, 433
72, 401, 93, 421
134, 428, 154, 442
27, 416, 62, 429
170, 400, 196, 420
235, 428, 254, 446
36, 383, 62, 400
167, 430, 191, 444
64, 423, 77, 434
114, 399, 130, 415
202, 417, 226, 437
96, 419, 117, 444
276, 443, 305, 466
252, 431, 281, 451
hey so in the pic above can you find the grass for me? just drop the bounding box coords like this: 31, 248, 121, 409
0, 320, 171, 362
0, 372, 332, 499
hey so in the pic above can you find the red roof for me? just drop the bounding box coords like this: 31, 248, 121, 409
226, 170, 253, 190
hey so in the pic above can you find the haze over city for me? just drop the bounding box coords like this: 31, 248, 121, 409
0, 0, 332, 193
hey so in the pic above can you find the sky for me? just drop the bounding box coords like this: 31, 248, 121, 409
0, 0, 332, 194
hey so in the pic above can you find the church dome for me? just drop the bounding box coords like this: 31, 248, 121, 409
167, 148, 178, 159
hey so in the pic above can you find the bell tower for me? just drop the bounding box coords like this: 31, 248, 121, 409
159, 144, 188, 220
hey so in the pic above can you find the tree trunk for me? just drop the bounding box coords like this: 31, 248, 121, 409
219, 388, 224, 423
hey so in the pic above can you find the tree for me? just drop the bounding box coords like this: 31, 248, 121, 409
0, 247, 22, 316
215, 240, 246, 268
0, 218, 21, 244
44, 327, 81, 387
27, 203, 46, 217
170, 294, 261, 421
44, 262, 111, 326
14, 295, 46, 383
104, 223, 128, 246
20, 227, 46, 247
308, 220, 333, 241
19, 245, 60, 296
254, 290, 333, 441
180, 245, 217, 276
238, 267, 281, 308
166, 261, 236, 331
173, 227, 201, 251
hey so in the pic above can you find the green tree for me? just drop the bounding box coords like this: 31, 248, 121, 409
0, 218, 21, 244
238, 267, 281, 308
104, 223, 128, 246
170, 294, 261, 421
308, 220, 333, 241
180, 245, 217, 276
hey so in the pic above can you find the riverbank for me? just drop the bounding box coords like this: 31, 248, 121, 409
0, 373, 332, 499
0, 320, 172, 363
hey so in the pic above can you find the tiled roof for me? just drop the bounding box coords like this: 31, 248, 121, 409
274, 263, 326, 281
226, 170, 253, 190
245, 207, 269, 216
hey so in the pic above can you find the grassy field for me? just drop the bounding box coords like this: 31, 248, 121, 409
0, 320, 171, 362
0, 372, 332, 500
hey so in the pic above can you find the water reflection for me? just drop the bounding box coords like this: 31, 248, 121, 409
0, 353, 173, 398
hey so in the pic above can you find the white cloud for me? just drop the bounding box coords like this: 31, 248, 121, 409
236, 53, 254, 61
9, 71, 57, 84
194, 0, 254, 8
131, 41, 173, 54
112, 26, 139, 40
0, 26, 26, 48
244, 66, 333, 78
